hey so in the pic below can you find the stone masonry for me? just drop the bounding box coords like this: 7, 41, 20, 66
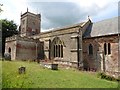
5, 11, 120, 78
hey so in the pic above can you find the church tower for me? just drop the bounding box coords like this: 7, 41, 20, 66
20, 9, 41, 37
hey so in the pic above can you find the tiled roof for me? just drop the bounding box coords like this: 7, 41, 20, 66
83, 16, 119, 38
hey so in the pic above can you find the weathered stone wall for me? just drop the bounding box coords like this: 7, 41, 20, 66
5, 39, 17, 60
16, 40, 36, 60
33, 20, 91, 67
5, 35, 38, 60
83, 35, 119, 77
37, 27, 79, 64
20, 12, 41, 37
27, 13, 40, 35
20, 16, 27, 36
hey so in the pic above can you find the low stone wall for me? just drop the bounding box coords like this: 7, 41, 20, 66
105, 71, 120, 79
52, 59, 78, 68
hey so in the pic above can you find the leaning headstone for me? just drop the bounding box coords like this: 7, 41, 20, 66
18, 66, 26, 74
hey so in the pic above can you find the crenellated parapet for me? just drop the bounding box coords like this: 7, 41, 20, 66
6, 35, 37, 42
6, 35, 18, 42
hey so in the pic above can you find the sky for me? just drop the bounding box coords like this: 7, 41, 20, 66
0, 0, 119, 32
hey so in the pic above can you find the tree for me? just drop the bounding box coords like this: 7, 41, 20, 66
0, 4, 3, 13
1, 19, 18, 57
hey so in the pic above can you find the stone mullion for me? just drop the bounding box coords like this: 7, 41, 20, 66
57, 45, 59, 57
55, 45, 56, 57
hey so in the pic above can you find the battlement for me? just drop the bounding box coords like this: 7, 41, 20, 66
20, 10, 41, 37
21, 12, 41, 20
6, 35, 37, 42
18, 36, 36, 42
6, 35, 18, 42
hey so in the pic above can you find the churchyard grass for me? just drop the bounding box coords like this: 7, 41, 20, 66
2, 60, 118, 88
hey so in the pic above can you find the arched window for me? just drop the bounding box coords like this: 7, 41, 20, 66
89, 44, 93, 55
108, 43, 111, 55
54, 45, 63, 58
104, 43, 107, 55
52, 37, 64, 58
8, 47, 11, 53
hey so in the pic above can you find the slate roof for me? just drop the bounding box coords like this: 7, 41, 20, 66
33, 22, 85, 38
83, 16, 120, 38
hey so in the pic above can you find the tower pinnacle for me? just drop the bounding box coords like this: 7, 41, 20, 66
27, 7, 28, 12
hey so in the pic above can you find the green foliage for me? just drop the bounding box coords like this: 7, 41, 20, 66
1, 19, 18, 56
97, 72, 120, 82
2, 19, 18, 37
0, 4, 3, 13
2, 61, 118, 88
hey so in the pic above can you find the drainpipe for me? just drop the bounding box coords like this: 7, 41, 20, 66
118, 34, 120, 74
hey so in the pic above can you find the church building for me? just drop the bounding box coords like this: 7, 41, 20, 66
5, 11, 120, 78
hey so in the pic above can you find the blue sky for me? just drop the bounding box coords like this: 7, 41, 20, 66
0, 0, 119, 32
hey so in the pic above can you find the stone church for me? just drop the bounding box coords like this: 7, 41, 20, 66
5, 10, 120, 78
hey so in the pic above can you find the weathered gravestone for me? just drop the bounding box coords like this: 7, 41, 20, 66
18, 66, 26, 74
51, 64, 58, 70
4, 53, 11, 60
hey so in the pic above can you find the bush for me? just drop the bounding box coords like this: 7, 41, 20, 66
4, 53, 11, 61
97, 72, 120, 82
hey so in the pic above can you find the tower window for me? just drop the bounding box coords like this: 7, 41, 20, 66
33, 22, 35, 25
88, 44, 93, 55
22, 28, 25, 33
22, 20, 25, 25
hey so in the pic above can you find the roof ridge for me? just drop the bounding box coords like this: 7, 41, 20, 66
94, 16, 119, 24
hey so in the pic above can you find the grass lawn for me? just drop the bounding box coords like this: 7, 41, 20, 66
2, 60, 118, 88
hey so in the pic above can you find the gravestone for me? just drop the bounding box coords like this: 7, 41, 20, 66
51, 64, 58, 70
4, 53, 11, 60
18, 66, 26, 74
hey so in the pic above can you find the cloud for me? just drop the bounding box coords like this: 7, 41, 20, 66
1, 0, 119, 32
29, 1, 118, 31
1, 0, 29, 26
28, 2, 83, 30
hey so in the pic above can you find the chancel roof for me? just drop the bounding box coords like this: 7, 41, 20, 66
83, 16, 120, 38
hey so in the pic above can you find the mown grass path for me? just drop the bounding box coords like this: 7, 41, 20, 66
2, 61, 118, 88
